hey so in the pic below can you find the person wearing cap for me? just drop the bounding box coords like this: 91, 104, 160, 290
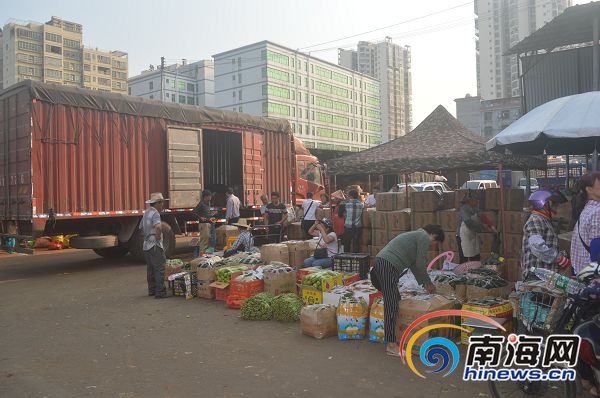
193, 190, 217, 256
224, 221, 256, 257
456, 190, 495, 263
522, 190, 570, 278
140, 192, 168, 299
225, 187, 241, 224
302, 218, 339, 268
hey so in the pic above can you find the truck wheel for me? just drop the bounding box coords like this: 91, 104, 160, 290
128, 222, 175, 262
93, 246, 129, 258
70, 235, 118, 249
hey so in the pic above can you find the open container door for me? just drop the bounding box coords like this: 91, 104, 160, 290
166, 126, 203, 209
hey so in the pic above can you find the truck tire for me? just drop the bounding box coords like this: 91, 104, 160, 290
70, 235, 118, 249
93, 246, 129, 258
128, 222, 175, 262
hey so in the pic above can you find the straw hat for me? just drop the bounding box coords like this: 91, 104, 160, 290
232, 219, 251, 229
145, 192, 169, 204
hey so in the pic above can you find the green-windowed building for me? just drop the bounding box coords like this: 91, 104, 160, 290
213, 41, 382, 152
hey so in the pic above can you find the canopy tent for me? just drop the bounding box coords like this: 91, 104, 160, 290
486, 92, 600, 155
328, 105, 545, 176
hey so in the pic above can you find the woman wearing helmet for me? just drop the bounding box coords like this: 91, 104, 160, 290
522, 189, 570, 278
302, 218, 339, 269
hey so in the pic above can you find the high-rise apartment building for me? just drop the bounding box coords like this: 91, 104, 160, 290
128, 60, 214, 107
214, 41, 382, 152
0, 16, 128, 93
339, 38, 412, 142
475, 0, 571, 99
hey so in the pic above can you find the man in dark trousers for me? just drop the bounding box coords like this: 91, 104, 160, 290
343, 189, 364, 253
264, 191, 288, 242
371, 224, 444, 356
141, 192, 169, 299
193, 189, 217, 256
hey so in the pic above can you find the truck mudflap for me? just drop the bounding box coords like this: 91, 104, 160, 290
1, 234, 34, 255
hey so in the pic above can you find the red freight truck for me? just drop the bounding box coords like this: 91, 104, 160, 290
0, 81, 324, 258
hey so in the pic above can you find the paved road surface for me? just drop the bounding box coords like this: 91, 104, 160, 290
0, 247, 490, 398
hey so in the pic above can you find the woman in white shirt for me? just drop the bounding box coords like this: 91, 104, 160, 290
303, 218, 339, 268
301, 192, 320, 236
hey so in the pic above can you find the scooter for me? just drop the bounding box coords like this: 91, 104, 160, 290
574, 314, 600, 396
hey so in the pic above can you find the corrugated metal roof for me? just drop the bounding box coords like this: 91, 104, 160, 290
508, 2, 600, 55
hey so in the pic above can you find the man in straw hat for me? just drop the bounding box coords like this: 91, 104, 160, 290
224, 220, 256, 257
141, 192, 169, 298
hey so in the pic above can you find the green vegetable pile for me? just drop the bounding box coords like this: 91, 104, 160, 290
240, 292, 275, 321
215, 265, 249, 283
302, 271, 340, 291
272, 293, 304, 322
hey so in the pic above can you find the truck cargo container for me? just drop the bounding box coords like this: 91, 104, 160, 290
0, 81, 324, 258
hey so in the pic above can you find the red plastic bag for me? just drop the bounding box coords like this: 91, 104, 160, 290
47, 241, 65, 250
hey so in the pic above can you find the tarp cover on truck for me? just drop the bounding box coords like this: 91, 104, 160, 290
0, 80, 292, 135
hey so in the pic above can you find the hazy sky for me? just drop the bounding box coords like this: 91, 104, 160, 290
4, 0, 590, 126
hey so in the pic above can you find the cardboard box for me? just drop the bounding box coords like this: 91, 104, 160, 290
301, 305, 338, 339
287, 222, 305, 241
387, 210, 411, 232
322, 282, 382, 308
466, 284, 512, 301
371, 245, 385, 257
372, 229, 390, 246
359, 244, 370, 254
196, 267, 217, 282
197, 280, 215, 299
362, 208, 375, 229
411, 191, 455, 212
361, 228, 372, 245
264, 271, 296, 295
302, 285, 324, 305
376, 192, 409, 211
441, 234, 459, 253
482, 189, 525, 211
216, 225, 239, 249
413, 212, 436, 230
498, 258, 522, 283
505, 233, 523, 257
210, 281, 230, 301
260, 243, 290, 264
461, 299, 513, 344
315, 207, 331, 220
396, 295, 456, 353
479, 232, 495, 253
500, 211, 530, 234
439, 209, 459, 232
284, 240, 309, 269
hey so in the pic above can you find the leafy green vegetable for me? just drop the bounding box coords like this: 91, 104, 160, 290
272, 293, 303, 322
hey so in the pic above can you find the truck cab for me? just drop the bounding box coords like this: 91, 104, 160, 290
292, 137, 326, 205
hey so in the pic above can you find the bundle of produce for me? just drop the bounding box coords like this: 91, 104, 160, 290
239, 253, 263, 266
465, 269, 507, 289
215, 265, 249, 284
302, 270, 341, 291
196, 256, 224, 269
301, 304, 338, 339
337, 292, 368, 340
240, 292, 276, 321
234, 271, 263, 282
430, 271, 466, 287
272, 293, 304, 322
262, 265, 295, 274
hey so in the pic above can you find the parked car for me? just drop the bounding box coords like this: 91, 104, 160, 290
518, 178, 540, 192
460, 180, 499, 190
390, 182, 453, 193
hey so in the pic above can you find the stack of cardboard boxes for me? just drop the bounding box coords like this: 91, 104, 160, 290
369, 192, 412, 257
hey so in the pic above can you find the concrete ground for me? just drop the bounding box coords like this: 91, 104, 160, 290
0, 243, 491, 398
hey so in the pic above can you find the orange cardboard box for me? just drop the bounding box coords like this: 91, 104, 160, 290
413, 212, 436, 230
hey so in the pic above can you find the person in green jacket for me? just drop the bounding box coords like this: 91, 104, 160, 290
371, 224, 445, 356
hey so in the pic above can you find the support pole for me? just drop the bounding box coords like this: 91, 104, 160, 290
499, 163, 507, 258
566, 155, 570, 189
405, 174, 410, 208
368, 174, 372, 192
525, 169, 531, 197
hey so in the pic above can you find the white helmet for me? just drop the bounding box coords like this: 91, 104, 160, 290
577, 262, 600, 284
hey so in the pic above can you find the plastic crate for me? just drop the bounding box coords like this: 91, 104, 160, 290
332, 253, 370, 279
229, 279, 264, 298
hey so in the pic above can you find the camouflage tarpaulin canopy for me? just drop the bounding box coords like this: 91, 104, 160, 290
327, 105, 546, 176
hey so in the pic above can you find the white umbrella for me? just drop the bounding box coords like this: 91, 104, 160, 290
486, 92, 600, 155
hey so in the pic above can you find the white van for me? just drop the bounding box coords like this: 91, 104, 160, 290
460, 180, 499, 190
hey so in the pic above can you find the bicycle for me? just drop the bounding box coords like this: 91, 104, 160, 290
489, 282, 600, 398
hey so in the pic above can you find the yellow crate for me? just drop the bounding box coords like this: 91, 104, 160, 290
461, 301, 513, 344
302, 286, 324, 305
